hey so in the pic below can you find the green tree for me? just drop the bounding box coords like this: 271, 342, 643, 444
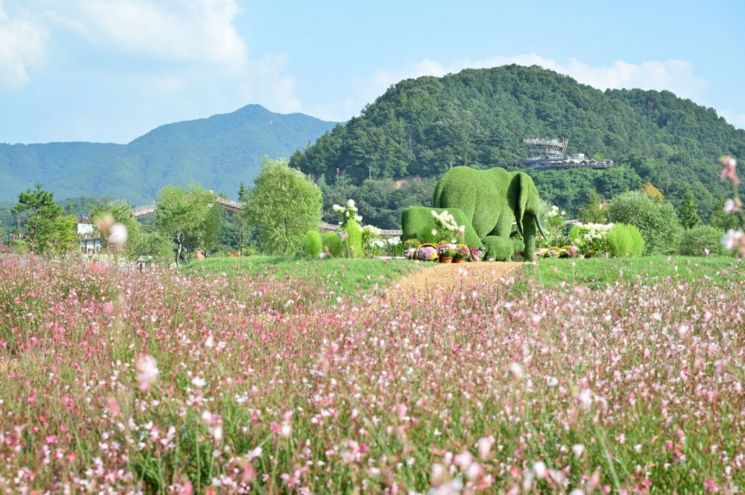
12, 184, 78, 255
608, 191, 683, 255
155, 185, 216, 265
710, 197, 741, 231
91, 200, 142, 258
579, 190, 608, 224
243, 159, 322, 255
678, 190, 701, 229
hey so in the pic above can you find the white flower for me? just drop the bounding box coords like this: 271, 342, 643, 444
533, 461, 547, 479
724, 199, 738, 213
572, 444, 585, 457
332, 204, 344, 212
192, 377, 207, 388
135, 355, 158, 391
108, 223, 128, 247
546, 376, 558, 388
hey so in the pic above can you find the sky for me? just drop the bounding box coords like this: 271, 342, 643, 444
0, 0, 743, 144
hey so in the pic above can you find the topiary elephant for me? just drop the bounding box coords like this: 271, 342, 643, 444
433, 166, 546, 259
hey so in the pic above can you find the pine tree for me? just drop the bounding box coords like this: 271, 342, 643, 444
678, 190, 701, 229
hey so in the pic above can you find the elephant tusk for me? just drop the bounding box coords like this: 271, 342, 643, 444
535, 215, 548, 241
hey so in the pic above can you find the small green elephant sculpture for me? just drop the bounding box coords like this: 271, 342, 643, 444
400, 206, 482, 247
482, 236, 514, 261
433, 166, 546, 259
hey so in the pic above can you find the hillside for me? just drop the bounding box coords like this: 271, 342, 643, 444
291, 65, 744, 223
0, 105, 337, 204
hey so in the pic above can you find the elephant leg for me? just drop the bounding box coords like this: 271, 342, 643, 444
523, 213, 537, 260
489, 213, 513, 238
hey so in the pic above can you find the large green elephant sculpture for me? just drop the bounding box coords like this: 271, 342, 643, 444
432, 166, 546, 259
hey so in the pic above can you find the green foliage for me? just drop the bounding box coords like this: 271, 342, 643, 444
12, 184, 78, 255
608, 191, 683, 255
155, 184, 216, 265
710, 197, 741, 231
678, 190, 702, 229
568, 223, 613, 257
0, 105, 336, 204
400, 206, 481, 247
607, 224, 645, 257
291, 65, 740, 221
482, 236, 514, 261
344, 219, 363, 258
319, 177, 436, 229
302, 230, 323, 258
243, 159, 323, 255
321, 232, 343, 257
133, 232, 174, 263
580, 190, 609, 224
678, 225, 727, 256
538, 202, 566, 247
91, 200, 142, 258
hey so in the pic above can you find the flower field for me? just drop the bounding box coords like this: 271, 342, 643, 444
1, 255, 745, 493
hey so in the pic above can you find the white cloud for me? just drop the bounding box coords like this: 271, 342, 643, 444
310, 54, 710, 122
370, 54, 708, 101
0, 1, 48, 88
60, 0, 249, 70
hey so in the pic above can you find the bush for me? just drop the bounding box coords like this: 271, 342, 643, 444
678, 225, 726, 256
607, 224, 645, 257
400, 206, 481, 248
608, 192, 682, 255
302, 230, 323, 258
134, 232, 174, 264
568, 223, 612, 257
321, 232, 343, 257
244, 159, 323, 255
345, 219, 363, 258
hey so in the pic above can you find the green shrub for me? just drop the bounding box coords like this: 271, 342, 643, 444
243, 159, 323, 255
678, 225, 726, 256
482, 236, 514, 261
134, 232, 174, 263
608, 191, 682, 255
607, 224, 645, 257
302, 230, 323, 258
345, 219, 363, 258
321, 232, 343, 257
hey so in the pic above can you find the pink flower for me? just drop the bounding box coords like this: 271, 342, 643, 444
135, 354, 158, 391
720, 155, 740, 185
102, 301, 114, 315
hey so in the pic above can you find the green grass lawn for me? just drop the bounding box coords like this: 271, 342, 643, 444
182, 255, 421, 302
524, 255, 743, 289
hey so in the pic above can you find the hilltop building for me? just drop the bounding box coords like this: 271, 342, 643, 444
518, 138, 615, 170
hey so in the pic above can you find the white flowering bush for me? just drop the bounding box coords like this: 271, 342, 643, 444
538, 202, 567, 247
332, 199, 363, 227
431, 210, 466, 244
568, 222, 614, 257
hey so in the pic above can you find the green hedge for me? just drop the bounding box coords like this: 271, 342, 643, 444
678, 225, 726, 256
607, 224, 645, 257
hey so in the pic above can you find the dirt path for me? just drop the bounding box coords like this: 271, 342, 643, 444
385, 261, 525, 299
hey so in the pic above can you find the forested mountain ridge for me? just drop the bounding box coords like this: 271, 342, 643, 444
0, 105, 336, 204
291, 65, 743, 221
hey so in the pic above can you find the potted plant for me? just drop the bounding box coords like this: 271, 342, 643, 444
416, 244, 439, 262
469, 247, 483, 262
437, 243, 457, 263
453, 244, 470, 263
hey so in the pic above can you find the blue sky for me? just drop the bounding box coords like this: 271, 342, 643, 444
0, 0, 743, 143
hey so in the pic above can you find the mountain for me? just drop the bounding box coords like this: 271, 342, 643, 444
0, 105, 337, 205
290, 65, 745, 222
